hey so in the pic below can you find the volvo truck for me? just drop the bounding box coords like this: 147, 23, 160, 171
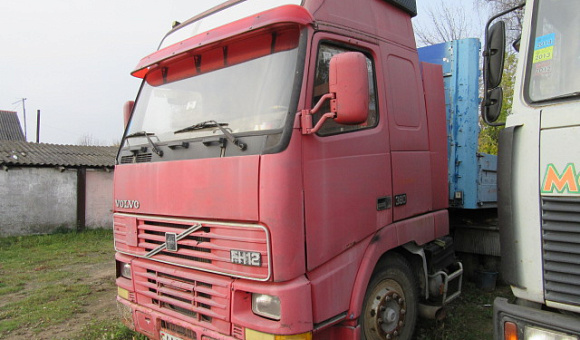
113, 1, 476, 339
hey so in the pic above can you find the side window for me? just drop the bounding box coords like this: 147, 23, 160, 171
312, 43, 378, 136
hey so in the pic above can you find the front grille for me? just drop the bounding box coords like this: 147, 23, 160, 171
143, 223, 213, 264
133, 260, 231, 335
114, 214, 271, 281
137, 218, 270, 280
541, 196, 580, 306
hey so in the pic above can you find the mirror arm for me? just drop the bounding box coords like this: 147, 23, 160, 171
305, 112, 336, 134
482, 2, 525, 67
311, 93, 336, 113
300, 93, 336, 135
484, 2, 525, 41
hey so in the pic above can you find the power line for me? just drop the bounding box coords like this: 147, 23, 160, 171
11, 98, 27, 141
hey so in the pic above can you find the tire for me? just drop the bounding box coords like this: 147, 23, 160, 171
361, 253, 418, 340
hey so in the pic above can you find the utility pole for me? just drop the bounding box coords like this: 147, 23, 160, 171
36, 110, 41, 143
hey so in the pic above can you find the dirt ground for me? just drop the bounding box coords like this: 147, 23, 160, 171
4, 259, 118, 340
1, 241, 505, 340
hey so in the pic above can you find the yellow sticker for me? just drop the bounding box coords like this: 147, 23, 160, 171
533, 46, 553, 64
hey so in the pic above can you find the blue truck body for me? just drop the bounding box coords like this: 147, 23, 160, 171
418, 38, 498, 210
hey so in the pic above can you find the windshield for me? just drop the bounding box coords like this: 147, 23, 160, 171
526, 0, 580, 102
123, 27, 300, 147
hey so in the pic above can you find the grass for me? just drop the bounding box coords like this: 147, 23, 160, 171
416, 281, 513, 339
0, 229, 142, 339
0, 229, 513, 339
72, 319, 147, 340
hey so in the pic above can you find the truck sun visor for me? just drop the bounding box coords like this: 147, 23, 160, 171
145, 26, 299, 86
131, 5, 313, 79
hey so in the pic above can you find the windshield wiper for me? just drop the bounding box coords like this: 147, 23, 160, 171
174, 120, 229, 133
174, 120, 246, 151
125, 131, 163, 157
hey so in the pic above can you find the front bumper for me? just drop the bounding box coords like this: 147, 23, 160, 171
118, 297, 238, 340
116, 255, 314, 340
493, 297, 580, 340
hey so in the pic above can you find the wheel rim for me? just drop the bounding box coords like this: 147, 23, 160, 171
364, 279, 407, 339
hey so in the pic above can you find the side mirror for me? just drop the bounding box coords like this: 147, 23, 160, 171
301, 52, 369, 134
482, 20, 506, 125
330, 52, 369, 125
481, 2, 525, 126
484, 87, 504, 123
123, 100, 135, 129
486, 21, 506, 89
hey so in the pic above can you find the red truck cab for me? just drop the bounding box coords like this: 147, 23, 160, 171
114, 1, 462, 339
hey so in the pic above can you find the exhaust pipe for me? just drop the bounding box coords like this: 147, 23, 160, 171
418, 303, 446, 320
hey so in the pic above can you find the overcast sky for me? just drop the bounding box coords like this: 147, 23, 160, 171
0, 0, 483, 145
0, 0, 224, 145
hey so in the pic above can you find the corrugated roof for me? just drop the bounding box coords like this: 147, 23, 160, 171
0, 111, 26, 141
0, 141, 117, 168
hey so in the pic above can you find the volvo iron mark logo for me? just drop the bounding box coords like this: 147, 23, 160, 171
115, 199, 140, 209
165, 233, 178, 252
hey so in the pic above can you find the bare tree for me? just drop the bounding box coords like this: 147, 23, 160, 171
476, 0, 525, 43
77, 134, 106, 146
478, 0, 524, 15
413, 1, 481, 46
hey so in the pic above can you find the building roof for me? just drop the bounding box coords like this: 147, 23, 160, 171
0, 141, 117, 168
0, 111, 26, 141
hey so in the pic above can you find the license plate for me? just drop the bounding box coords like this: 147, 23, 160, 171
160, 331, 184, 340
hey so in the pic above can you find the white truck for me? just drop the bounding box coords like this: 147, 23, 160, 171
482, 0, 580, 339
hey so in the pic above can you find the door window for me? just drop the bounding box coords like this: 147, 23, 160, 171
312, 43, 378, 136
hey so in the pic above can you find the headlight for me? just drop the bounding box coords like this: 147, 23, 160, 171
117, 261, 132, 279
252, 293, 281, 320
524, 325, 577, 340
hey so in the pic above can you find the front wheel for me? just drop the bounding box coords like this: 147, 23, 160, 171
361, 253, 418, 340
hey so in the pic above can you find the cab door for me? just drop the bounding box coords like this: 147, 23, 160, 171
302, 34, 391, 271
